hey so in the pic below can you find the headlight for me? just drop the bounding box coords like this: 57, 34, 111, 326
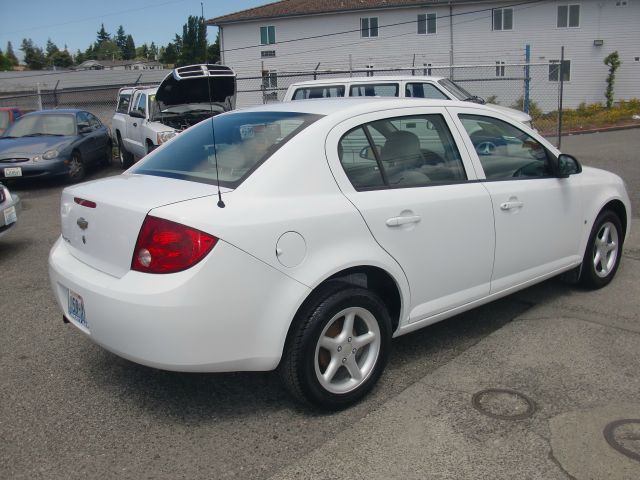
157, 131, 176, 144
43, 149, 59, 160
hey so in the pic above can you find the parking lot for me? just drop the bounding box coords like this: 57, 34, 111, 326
1, 129, 639, 479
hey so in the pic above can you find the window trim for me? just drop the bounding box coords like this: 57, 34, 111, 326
557, 4, 580, 28
495, 61, 506, 77
360, 16, 379, 38
548, 59, 571, 82
417, 13, 437, 35
492, 7, 514, 31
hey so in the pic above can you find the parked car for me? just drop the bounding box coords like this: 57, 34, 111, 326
0, 109, 112, 183
283, 76, 533, 127
49, 98, 630, 409
0, 181, 21, 238
112, 64, 236, 169
0, 107, 27, 136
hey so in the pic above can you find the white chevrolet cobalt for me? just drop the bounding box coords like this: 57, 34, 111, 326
49, 98, 631, 409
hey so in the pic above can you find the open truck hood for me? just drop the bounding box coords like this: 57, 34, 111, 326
155, 64, 236, 113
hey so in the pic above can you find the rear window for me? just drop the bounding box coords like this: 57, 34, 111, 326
349, 84, 399, 97
292, 86, 345, 100
133, 111, 322, 188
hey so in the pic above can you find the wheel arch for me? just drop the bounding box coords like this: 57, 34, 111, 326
601, 199, 628, 240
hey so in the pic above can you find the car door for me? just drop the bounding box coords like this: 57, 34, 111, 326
450, 107, 584, 292
326, 107, 495, 324
126, 92, 146, 157
76, 111, 100, 163
87, 113, 108, 164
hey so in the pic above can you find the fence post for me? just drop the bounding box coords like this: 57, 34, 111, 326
349, 54, 352, 77
557, 46, 565, 149
36, 83, 43, 110
412, 54, 416, 76
313, 62, 321, 80
134, 74, 142, 85
524, 44, 530, 114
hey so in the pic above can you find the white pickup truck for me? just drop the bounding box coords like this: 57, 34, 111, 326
112, 64, 236, 168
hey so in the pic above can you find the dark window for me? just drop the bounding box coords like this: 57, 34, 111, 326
459, 114, 551, 180
260, 26, 276, 45
77, 111, 91, 131
493, 8, 513, 30
338, 114, 466, 190
549, 60, 571, 81
292, 86, 345, 100
349, 83, 399, 97
261, 50, 276, 58
116, 93, 131, 113
417, 13, 436, 34
87, 113, 101, 129
495, 61, 506, 77
423, 63, 432, 75
133, 111, 321, 188
405, 83, 448, 99
557, 5, 580, 28
361, 17, 378, 37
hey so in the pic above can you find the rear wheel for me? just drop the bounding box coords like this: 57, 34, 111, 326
279, 282, 391, 410
67, 151, 85, 183
117, 134, 133, 169
579, 210, 623, 289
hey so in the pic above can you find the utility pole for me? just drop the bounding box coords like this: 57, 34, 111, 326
201, 2, 207, 63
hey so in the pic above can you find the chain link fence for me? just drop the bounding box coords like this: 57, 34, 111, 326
0, 62, 563, 139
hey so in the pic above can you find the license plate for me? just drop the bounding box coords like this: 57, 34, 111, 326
3, 205, 16, 225
68, 289, 88, 329
3, 167, 22, 177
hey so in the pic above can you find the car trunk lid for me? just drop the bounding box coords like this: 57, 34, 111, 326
60, 174, 230, 278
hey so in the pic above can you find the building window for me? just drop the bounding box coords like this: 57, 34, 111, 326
615, 0, 628, 6
261, 50, 276, 58
423, 63, 432, 75
260, 26, 276, 45
495, 61, 506, 77
365, 64, 375, 77
549, 60, 571, 81
262, 70, 277, 89
492, 8, 513, 30
417, 13, 436, 34
557, 5, 580, 28
361, 17, 379, 37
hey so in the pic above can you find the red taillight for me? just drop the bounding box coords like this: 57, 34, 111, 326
131, 216, 218, 274
74, 197, 96, 208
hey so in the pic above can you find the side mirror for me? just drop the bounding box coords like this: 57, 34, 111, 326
129, 109, 145, 119
359, 145, 376, 160
78, 125, 92, 134
556, 153, 582, 177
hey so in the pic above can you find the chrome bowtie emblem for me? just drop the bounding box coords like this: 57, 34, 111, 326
77, 217, 89, 230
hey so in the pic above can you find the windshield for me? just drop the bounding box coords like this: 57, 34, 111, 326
133, 111, 322, 188
438, 79, 473, 101
4, 114, 75, 137
0, 111, 9, 130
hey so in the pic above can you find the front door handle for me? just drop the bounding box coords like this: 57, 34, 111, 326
500, 201, 524, 210
132, 122, 137, 127
386, 215, 421, 227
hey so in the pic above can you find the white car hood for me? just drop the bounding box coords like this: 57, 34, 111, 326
486, 104, 532, 124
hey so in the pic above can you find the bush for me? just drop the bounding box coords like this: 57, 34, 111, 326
510, 96, 542, 118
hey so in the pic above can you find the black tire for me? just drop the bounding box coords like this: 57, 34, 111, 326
117, 134, 134, 169
279, 282, 392, 410
101, 140, 113, 167
579, 210, 623, 289
67, 151, 85, 183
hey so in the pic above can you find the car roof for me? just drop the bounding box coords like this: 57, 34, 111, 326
236, 97, 477, 117
22, 109, 83, 115
288, 76, 445, 88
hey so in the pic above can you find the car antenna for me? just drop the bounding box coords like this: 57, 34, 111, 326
205, 65, 225, 208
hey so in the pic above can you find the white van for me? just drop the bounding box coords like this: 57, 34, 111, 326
283, 76, 533, 127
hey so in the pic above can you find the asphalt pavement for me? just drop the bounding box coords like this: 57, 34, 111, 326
1, 129, 639, 479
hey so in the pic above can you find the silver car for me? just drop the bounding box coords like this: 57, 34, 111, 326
0, 182, 21, 238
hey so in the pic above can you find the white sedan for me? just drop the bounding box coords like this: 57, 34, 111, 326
49, 99, 631, 409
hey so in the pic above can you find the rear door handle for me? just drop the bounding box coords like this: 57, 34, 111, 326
386, 215, 421, 227
500, 201, 524, 210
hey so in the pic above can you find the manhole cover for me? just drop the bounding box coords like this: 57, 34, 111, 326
603, 419, 640, 462
471, 388, 535, 420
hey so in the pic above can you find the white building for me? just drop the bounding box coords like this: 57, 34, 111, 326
208, 0, 640, 109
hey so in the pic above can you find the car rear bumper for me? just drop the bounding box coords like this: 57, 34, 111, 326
0, 191, 21, 236
48, 237, 310, 372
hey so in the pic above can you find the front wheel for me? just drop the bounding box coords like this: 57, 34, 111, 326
279, 282, 391, 410
580, 210, 623, 289
67, 151, 85, 183
117, 135, 134, 169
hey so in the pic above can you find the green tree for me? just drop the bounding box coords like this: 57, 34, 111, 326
603, 51, 622, 109
46, 38, 59, 58
178, 15, 207, 65
83, 43, 96, 60
136, 43, 149, 60
161, 42, 179, 65
115, 25, 127, 53
96, 23, 110, 44
52, 49, 74, 68
20, 38, 46, 70
123, 34, 136, 60
207, 32, 220, 63
95, 40, 122, 61
149, 41, 158, 60
0, 49, 12, 71
5, 41, 19, 67
75, 49, 86, 64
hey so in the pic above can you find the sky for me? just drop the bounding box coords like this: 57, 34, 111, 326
0, 0, 268, 60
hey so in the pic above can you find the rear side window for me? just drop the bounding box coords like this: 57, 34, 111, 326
117, 93, 131, 113
405, 83, 448, 99
133, 111, 322, 188
338, 114, 466, 189
292, 86, 345, 100
349, 84, 399, 97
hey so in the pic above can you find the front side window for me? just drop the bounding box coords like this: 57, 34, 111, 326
116, 93, 131, 113
133, 111, 321, 188
361, 17, 379, 37
417, 13, 436, 34
87, 113, 101, 129
292, 85, 345, 100
135, 93, 147, 115
557, 5, 580, 28
260, 26, 276, 45
338, 114, 466, 189
405, 83, 448, 99
548, 60, 571, 81
350, 83, 398, 97
458, 114, 551, 180
493, 8, 513, 30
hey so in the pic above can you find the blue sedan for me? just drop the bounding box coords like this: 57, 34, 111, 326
0, 109, 112, 182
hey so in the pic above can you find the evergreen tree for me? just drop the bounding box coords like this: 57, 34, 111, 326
149, 42, 158, 61
123, 35, 136, 60
96, 23, 111, 44
75, 49, 86, 64
115, 25, 127, 53
52, 49, 73, 68
207, 32, 220, 64
160, 42, 179, 65
6, 41, 19, 67
45, 38, 59, 67
178, 15, 207, 65
96, 40, 122, 61
0, 49, 12, 71
20, 38, 46, 70
136, 43, 149, 60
